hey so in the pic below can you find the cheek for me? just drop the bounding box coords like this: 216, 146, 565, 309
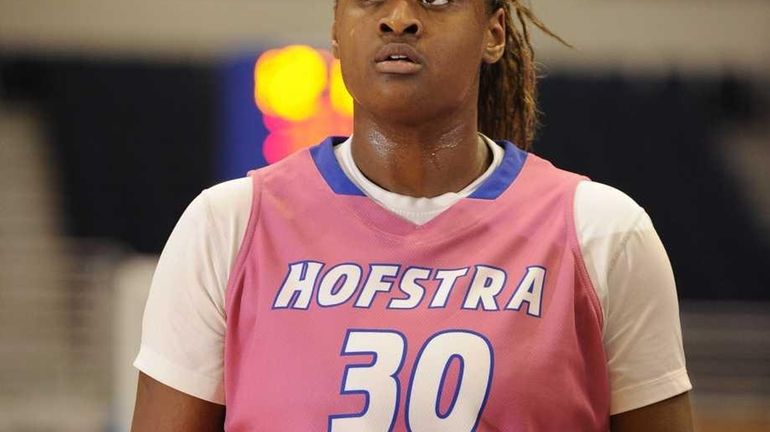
337, 53, 364, 104
336, 23, 370, 95
430, 36, 485, 88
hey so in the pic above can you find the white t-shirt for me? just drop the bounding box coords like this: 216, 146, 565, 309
134, 137, 691, 415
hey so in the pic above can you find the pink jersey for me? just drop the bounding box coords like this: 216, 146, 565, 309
223, 137, 609, 431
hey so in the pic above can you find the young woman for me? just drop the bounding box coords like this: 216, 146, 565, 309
131, 1, 693, 431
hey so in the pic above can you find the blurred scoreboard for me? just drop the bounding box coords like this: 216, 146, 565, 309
219, 46, 354, 180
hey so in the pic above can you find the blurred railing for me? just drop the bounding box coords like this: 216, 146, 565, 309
0, 108, 114, 431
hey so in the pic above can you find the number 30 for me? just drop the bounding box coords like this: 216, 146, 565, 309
328, 329, 494, 432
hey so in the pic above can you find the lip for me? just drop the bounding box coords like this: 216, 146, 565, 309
374, 43, 425, 75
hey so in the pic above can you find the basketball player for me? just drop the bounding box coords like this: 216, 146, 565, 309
131, 0, 694, 430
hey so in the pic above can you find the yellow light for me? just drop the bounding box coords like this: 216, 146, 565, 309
255, 45, 328, 122
330, 59, 354, 117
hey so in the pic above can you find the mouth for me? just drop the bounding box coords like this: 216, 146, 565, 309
374, 43, 424, 75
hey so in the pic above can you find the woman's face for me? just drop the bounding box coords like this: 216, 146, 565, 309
333, 0, 504, 125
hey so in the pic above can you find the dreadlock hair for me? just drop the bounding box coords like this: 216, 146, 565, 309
479, 0, 570, 150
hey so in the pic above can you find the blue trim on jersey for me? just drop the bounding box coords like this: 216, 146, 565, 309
310, 137, 527, 200
469, 141, 528, 200
310, 137, 366, 197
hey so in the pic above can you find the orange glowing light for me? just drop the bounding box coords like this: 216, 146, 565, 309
255, 45, 327, 122
254, 46, 354, 164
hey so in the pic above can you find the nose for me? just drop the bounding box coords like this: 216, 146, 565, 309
378, 0, 422, 37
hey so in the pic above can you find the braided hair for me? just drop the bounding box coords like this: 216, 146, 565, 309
479, 0, 570, 149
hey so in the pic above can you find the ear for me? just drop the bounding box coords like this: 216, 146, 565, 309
331, 20, 340, 59
482, 7, 506, 64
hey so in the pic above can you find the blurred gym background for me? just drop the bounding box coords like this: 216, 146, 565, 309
0, 0, 768, 431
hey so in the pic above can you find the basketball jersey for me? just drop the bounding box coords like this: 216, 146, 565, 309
223, 137, 609, 431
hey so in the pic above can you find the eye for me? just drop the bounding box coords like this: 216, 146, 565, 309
420, 0, 451, 6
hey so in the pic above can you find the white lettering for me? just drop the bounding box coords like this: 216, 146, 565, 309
505, 266, 546, 317
318, 264, 362, 307
462, 266, 506, 310
355, 265, 400, 308
429, 268, 469, 308
389, 267, 430, 309
273, 261, 324, 309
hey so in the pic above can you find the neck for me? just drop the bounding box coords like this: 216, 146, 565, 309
350, 103, 490, 198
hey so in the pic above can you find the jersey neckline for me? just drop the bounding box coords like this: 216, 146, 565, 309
306, 136, 530, 240
309, 136, 527, 201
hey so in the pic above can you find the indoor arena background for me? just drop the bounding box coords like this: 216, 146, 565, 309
0, 0, 768, 431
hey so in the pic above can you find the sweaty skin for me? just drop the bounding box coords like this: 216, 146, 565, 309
333, 0, 505, 197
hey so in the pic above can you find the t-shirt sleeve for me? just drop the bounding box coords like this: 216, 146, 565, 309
133, 178, 252, 405
575, 181, 692, 415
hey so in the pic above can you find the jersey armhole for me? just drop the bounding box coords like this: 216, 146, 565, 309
224, 171, 264, 313
566, 180, 606, 332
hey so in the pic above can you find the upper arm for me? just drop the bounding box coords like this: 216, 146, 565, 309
610, 392, 693, 432
132, 178, 252, 404
132, 191, 229, 403
575, 181, 692, 414
131, 372, 226, 432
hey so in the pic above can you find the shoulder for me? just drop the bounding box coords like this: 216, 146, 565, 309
572, 180, 652, 325
254, 145, 319, 186
161, 177, 253, 249
197, 145, 323, 230
522, 152, 587, 185
198, 177, 253, 275
198, 177, 253, 223
511, 152, 590, 206
166, 177, 253, 295
574, 181, 646, 239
